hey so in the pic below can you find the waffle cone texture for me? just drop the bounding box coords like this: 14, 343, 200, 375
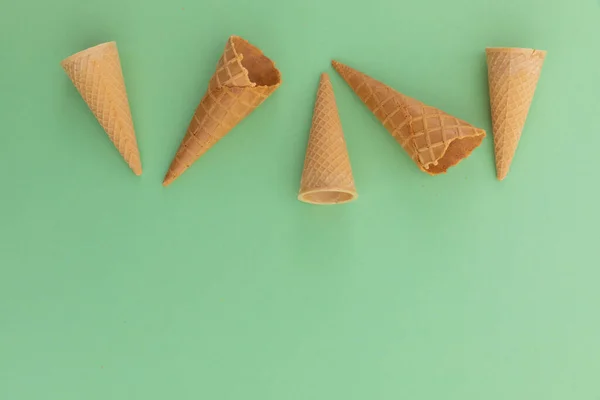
298, 73, 357, 205
332, 61, 485, 174
486, 48, 546, 180
163, 36, 281, 186
61, 42, 142, 175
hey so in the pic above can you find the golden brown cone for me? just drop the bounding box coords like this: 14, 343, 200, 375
298, 73, 357, 205
486, 48, 546, 180
61, 42, 142, 175
163, 36, 281, 186
332, 61, 485, 175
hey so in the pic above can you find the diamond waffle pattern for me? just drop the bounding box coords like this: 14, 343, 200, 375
299, 74, 357, 203
163, 36, 281, 186
61, 42, 142, 175
486, 48, 546, 180
332, 61, 485, 174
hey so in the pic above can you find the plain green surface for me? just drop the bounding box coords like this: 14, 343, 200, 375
1, 0, 599, 398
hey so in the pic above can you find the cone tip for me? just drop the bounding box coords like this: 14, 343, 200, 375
496, 167, 509, 181
128, 157, 142, 176
331, 60, 354, 78
163, 167, 181, 186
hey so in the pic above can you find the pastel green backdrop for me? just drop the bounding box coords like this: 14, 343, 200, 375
1, 0, 599, 398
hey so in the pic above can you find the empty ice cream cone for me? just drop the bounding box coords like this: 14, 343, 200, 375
61, 42, 142, 175
163, 36, 281, 186
298, 73, 357, 205
486, 48, 546, 180
332, 61, 485, 175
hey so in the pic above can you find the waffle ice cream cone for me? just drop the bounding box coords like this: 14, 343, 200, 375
163, 36, 281, 186
298, 73, 357, 205
332, 61, 485, 175
61, 42, 142, 175
486, 48, 546, 180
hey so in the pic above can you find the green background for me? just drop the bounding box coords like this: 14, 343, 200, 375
1, 0, 599, 398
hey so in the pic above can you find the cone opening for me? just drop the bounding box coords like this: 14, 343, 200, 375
485, 47, 545, 56
231, 36, 280, 87
424, 135, 485, 174
61, 42, 116, 66
298, 189, 357, 205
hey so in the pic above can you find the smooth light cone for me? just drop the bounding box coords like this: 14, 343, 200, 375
298, 73, 357, 205
163, 36, 281, 186
486, 48, 546, 180
332, 61, 485, 175
61, 42, 142, 175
